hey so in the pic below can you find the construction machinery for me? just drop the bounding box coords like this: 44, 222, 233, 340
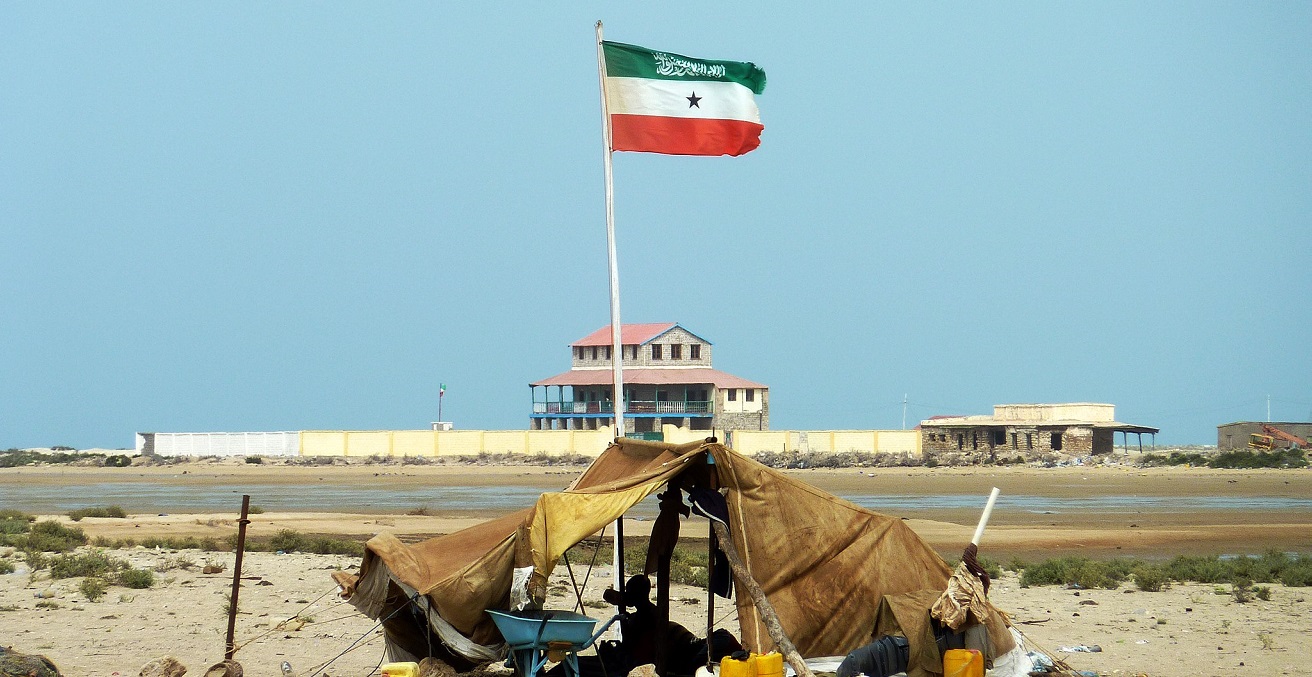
1248, 425, 1308, 450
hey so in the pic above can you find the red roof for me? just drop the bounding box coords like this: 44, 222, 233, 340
531, 368, 766, 389
572, 323, 678, 347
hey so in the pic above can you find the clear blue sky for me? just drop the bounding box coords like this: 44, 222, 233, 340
2, 4, 1309, 448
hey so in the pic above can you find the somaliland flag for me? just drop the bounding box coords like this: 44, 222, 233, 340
602, 41, 766, 157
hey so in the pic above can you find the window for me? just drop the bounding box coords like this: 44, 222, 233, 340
651, 344, 663, 360
1011, 432, 1018, 449
591, 346, 598, 360
604, 345, 611, 360
575, 347, 583, 359
671, 344, 682, 359
972, 432, 978, 450
745, 389, 755, 402
957, 434, 964, 450
727, 389, 737, 402
992, 430, 1006, 446
690, 344, 701, 360
1051, 432, 1063, 451
1026, 433, 1033, 449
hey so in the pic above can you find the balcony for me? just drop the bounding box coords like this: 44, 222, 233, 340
532, 400, 712, 416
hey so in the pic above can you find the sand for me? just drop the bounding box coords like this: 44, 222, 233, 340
2, 461, 1310, 676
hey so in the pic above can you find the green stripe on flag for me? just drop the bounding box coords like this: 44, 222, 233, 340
602, 41, 766, 95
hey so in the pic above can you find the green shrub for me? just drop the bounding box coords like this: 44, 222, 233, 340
267, 529, 307, 552
236, 529, 365, 557
48, 550, 122, 579
1161, 555, 1231, 584
1254, 585, 1272, 601
0, 510, 35, 535
103, 454, 132, 467
0, 559, 14, 575
1278, 557, 1312, 587
68, 506, 128, 521
1132, 565, 1167, 592
1209, 448, 1307, 469
80, 577, 108, 601
1231, 577, 1254, 603
1019, 557, 1130, 589
117, 567, 154, 589
23, 520, 88, 552
245, 456, 264, 464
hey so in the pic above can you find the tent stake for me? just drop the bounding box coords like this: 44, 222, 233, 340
225, 494, 251, 660
709, 521, 814, 677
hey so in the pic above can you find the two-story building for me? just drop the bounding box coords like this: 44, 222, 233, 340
529, 323, 768, 434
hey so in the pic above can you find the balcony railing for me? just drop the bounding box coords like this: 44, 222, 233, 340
532, 400, 712, 415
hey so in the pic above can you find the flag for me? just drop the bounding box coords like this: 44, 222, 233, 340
602, 41, 766, 157
439, 383, 446, 397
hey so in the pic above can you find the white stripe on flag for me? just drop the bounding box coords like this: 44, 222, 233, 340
605, 77, 760, 123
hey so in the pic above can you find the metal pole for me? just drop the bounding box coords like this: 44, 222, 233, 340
596, 24, 626, 642
595, 20, 624, 442
225, 494, 251, 660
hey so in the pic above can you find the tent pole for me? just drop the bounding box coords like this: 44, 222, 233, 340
706, 526, 716, 669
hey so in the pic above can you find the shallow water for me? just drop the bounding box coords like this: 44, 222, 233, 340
1, 481, 1309, 516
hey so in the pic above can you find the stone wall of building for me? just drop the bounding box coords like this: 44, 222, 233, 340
920, 424, 1097, 461
570, 326, 713, 370
715, 391, 769, 431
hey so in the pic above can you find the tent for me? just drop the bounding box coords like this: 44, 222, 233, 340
338, 438, 1010, 675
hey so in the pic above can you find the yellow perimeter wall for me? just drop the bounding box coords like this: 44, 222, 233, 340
729, 429, 922, 456
297, 427, 921, 458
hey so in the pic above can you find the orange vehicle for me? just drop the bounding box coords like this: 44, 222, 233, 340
1262, 424, 1309, 449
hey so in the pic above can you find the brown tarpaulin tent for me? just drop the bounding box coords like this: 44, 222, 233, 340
340, 438, 995, 669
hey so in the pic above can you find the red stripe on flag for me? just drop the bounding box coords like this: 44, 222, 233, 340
610, 114, 763, 157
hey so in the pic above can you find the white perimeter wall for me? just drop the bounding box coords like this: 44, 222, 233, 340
138, 432, 300, 457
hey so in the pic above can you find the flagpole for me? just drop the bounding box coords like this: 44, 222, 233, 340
596, 20, 628, 642
595, 20, 624, 442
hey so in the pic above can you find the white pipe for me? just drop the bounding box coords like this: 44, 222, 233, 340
971, 487, 1001, 546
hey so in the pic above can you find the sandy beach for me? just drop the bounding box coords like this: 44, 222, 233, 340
3, 461, 1310, 675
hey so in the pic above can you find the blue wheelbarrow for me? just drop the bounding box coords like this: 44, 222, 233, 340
487, 609, 621, 677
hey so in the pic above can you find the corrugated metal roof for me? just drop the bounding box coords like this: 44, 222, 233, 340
531, 367, 766, 389
919, 416, 1158, 434
571, 323, 679, 347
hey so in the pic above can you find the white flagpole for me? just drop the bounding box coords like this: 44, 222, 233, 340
595, 21, 624, 441
596, 21, 625, 640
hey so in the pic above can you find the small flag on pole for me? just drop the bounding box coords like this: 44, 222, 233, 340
601, 41, 766, 157
439, 383, 446, 397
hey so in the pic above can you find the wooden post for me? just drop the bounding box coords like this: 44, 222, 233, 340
654, 487, 681, 677
225, 494, 251, 660
709, 521, 814, 677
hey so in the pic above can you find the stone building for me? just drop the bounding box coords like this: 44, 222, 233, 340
529, 323, 768, 434
919, 403, 1157, 461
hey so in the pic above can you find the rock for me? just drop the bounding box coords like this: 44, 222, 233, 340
627, 664, 658, 677
139, 656, 186, 677
419, 657, 458, 677
203, 565, 226, 574
202, 660, 243, 677
0, 647, 62, 677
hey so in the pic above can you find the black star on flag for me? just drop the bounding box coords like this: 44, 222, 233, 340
686, 91, 702, 108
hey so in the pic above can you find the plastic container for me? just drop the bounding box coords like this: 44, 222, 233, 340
380, 662, 420, 677
756, 651, 783, 677
720, 652, 758, 677
942, 649, 983, 677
